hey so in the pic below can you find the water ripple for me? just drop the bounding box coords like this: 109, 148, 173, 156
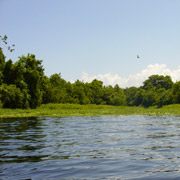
0, 115, 180, 179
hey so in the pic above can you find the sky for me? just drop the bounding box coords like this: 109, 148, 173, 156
1, 0, 180, 88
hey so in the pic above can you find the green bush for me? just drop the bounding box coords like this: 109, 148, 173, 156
0, 84, 29, 109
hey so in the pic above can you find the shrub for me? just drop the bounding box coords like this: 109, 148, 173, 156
0, 83, 29, 108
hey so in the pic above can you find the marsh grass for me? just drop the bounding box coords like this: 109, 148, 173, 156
1, 103, 180, 118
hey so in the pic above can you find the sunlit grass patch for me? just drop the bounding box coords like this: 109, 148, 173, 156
1, 103, 180, 118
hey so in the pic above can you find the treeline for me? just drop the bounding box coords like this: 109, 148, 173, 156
1, 48, 180, 109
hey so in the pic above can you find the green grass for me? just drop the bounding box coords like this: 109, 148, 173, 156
1, 103, 180, 118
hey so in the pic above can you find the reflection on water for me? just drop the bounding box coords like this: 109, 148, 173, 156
0, 117, 47, 163
0, 115, 180, 179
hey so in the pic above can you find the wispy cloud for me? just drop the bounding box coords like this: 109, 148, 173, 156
80, 64, 180, 88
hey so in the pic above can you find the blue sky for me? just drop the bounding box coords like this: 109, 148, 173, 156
1, 0, 180, 87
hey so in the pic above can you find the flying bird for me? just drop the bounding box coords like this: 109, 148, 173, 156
137, 55, 140, 59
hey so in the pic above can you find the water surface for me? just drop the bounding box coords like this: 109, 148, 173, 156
0, 115, 180, 179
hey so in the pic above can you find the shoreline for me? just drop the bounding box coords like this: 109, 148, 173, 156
1, 104, 180, 118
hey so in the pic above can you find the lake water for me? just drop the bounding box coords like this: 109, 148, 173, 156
0, 115, 180, 180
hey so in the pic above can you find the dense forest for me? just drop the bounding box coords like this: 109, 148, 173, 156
0, 36, 180, 109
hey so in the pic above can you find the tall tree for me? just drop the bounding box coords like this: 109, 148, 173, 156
17, 54, 45, 108
172, 81, 180, 104
49, 73, 70, 103
143, 75, 173, 90
0, 48, 5, 85
124, 86, 138, 106
72, 80, 90, 104
88, 79, 105, 104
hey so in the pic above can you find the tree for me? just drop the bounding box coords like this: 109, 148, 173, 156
0, 48, 5, 85
88, 79, 105, 104
49, 73, 71, 103
142, 89, 157, 108
113, 84, 126, 106
133, 89, 145, 106
41, 75, 52, 104
172, 81, 180, 104
0, 83, 29, 108
0, 35, 15, 85
139, 75, 174, 107
103, 85, 114, 105
103, 85, 126, 106
0, 48, 5, 71
124, 87, 138, 106
3, 59, 14, 84
49, 73, 66, 87
143, 75, 173, 90
156, 88, 173, 107
17, 54, 45, 108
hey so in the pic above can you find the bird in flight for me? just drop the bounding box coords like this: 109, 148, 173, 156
137, 55, 140, 59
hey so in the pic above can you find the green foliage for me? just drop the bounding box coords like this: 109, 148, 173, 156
72, 80, 90, 104
0, 48, 5, 85
124, 87, 138, 106
143, 75, 173, 90
142, 89, 157, 108
3, 59, 14, 84
2, 35, 180, 109
103, 85, 126, 106
88, 79, 104, 104
125, 75, 175, 108
41, 76, 52, 104
17, 54, 44, 108
48, 73, 72, 103
3, 103, 180, 118
172, 81, 180, 104
133, 89, 145, 106
0, 48, 5, 71
0, 35, 15, 52
0, 83, 29, 108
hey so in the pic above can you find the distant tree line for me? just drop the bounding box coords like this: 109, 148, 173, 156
1, 38, 180, 109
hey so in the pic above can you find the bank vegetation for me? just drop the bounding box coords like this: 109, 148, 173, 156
1, 35, 180, 114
